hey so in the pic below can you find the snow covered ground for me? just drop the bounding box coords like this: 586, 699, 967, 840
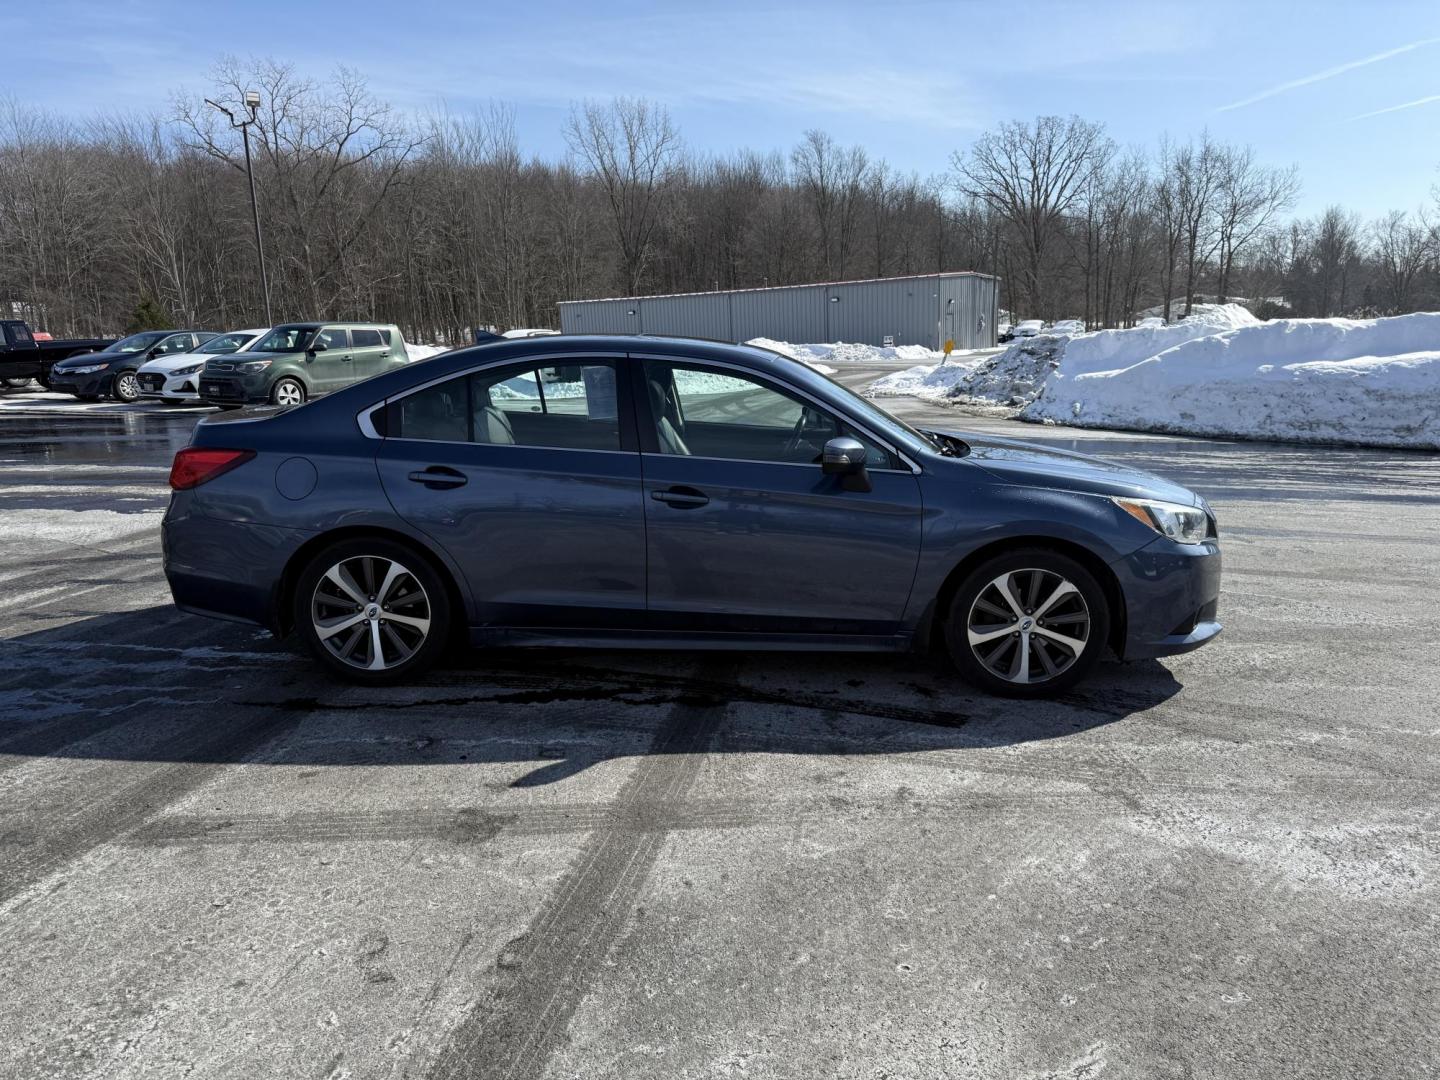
866, 349, 1001, 399
746, 337, 957, 376
1024, 313, 1440, 450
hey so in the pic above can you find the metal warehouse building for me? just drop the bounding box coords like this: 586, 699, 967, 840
558, 272, 1000, 351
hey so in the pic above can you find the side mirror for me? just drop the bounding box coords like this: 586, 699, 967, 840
310, 340, 328, 353
822, 436, 872, 492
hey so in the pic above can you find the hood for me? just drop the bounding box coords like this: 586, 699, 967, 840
204, 349, 291, 369
140, 352, 216, 373
54, 349, 128, 369
938, 430, 1201, 506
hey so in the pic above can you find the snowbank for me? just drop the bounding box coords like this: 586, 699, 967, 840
952, 304, 1260, 406
1022, 313, 1440, 449
868, 349, 1006, 400
406, 343, 450, 362
747, 337, 944, 376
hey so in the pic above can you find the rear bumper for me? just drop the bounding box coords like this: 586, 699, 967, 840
1111, 537, 1222, 661
163, 502, 311, 632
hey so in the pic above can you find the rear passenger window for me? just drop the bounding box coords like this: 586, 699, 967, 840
352, 328, 383, 348
391, 362, 622, 452
378, 329, 393, 345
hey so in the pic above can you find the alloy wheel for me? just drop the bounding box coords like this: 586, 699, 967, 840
310, 555, 432, 671
274, 381, 304, 407
966, 568, 1090, 685
114, 372, 139, 401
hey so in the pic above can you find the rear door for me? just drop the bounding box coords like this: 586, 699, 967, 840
348, 327, 387, 380
636, 357, 924, 636
375, 356, 647, 629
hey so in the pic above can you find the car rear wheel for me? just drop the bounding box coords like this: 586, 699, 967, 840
293, 539, 451, 685
272, 378, 306, 407
111, 371, 140, 402
943, 549, 1110, 698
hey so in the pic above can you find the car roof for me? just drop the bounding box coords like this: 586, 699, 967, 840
267, 322, 397, 330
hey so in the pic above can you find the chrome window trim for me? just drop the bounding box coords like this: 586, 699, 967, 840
355, 347, 926, 476
627, 350, 923, 475
355, 350, 630, 441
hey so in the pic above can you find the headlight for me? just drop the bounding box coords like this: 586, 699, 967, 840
238, 360, 272, 374
1113, 497, 1211, 545
173, 363, 204, 376
67, 363, 106, 375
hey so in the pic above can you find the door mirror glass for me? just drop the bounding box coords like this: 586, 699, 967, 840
310, 340, 328, 352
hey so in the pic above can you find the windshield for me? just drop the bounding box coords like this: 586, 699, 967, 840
202, 332, 257, 355
253, 327, 319, 353
111, 332, 168, 354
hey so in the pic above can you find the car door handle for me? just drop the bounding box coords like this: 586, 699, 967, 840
651, 486, 709, 508
340, 354, 354, 361
408, 466, 467, 489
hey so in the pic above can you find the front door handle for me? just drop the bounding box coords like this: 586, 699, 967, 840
408, 466, 467, 489
340, 354, 354, 362
651, 485, 708, 508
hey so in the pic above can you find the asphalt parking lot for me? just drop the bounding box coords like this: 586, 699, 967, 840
1, 377, 1437, 1079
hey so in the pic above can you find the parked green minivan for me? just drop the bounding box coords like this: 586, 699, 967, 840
197, 323, 409, 407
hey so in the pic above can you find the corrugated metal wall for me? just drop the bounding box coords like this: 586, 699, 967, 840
558, 273, 1000, 349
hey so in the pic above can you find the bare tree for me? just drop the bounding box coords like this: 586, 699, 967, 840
791, 130, 870, 278
953, 115, 1110, 317
1370, 209, 1434, 314
565, 97, 681, 296
1212, 146, 1300, 302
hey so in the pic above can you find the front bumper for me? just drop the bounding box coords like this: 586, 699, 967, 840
198, 374, 268, 404
138, 370, 202, 399
1111, 537, 1222, 661
48, 368, 113, 397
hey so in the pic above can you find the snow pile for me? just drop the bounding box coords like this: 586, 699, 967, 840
952, 304, 1261, 406
406, 343, 450, 362
948, 335, 1067, 405
866, 350, 997, 399
747, 337, 943, 375
1022, 313, 1440, 449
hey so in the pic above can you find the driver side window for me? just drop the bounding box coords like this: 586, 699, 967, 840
645, 361, 896, 467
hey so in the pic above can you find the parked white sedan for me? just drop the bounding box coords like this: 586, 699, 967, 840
136, 329, 268, 403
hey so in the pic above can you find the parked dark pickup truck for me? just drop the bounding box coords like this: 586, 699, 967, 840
0, 320, 117, 386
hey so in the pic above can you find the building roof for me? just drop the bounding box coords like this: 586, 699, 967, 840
559, 271, 999, 307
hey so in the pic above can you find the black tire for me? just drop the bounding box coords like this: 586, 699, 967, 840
943, 548, 1110, 698
271, 377, 306, 407
110, 369, 140, 402
292, 538, 452, 685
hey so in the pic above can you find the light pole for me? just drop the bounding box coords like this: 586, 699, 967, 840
206, 91, 272, 327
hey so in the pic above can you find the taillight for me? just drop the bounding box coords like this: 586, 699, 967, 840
169, 447, 255, 490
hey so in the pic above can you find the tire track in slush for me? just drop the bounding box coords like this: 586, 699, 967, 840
420, 658, 735, 1080
0, 706, 298, 909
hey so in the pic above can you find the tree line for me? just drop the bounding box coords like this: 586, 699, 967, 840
1, 58, 1437, 342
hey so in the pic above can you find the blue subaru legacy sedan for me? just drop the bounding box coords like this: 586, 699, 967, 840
162, 336, 1221, 696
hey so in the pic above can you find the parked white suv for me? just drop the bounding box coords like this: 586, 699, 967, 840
136, 328, 267, 403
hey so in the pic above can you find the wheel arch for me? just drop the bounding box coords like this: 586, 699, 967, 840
922, 535, 1127, 658
275, 525, 468, 640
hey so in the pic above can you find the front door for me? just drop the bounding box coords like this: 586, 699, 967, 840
375, 357, 647, 629
308, 327, 353, 393
637, 359, 924, 636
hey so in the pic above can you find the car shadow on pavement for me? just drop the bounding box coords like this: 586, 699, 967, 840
1, 606, 1184, 785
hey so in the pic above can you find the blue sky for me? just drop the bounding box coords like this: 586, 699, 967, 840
7, 0, 1440, 217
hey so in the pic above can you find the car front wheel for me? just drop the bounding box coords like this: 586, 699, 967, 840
110, 370, 140, 402
271, 378, 306, 407
944, 549, 1110, 697
293, 540, 451, 684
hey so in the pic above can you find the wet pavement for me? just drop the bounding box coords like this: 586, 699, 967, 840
1, 381, 1438, 1079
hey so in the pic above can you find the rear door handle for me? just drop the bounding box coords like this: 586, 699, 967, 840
340, 354, 354, 362
408, 466, 467, 489
651, 486, 708, 508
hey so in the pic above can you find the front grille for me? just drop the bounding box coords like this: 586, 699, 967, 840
138, 374, 165, 391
